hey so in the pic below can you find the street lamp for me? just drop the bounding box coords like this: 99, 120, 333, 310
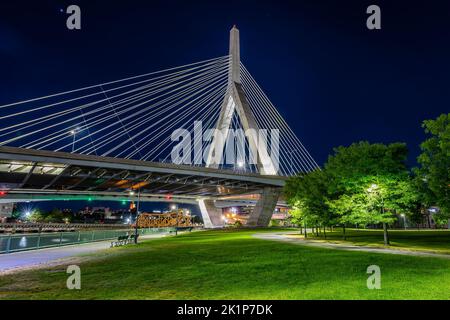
367, 183, 378, 193
134, 188, 141, 244
400, 213, 406, 230
367, 183, 389, 245
69, 127, 80, 152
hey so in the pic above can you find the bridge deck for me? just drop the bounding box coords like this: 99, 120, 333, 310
0, 147, 286, 202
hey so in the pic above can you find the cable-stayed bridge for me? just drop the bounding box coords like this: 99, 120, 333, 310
0, 26, 319, 227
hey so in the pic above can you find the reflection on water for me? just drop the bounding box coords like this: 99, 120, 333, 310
19, 236, 27, 248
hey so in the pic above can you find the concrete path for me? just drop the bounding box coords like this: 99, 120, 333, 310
253, 232, 450, 259
0, 232, 170, 274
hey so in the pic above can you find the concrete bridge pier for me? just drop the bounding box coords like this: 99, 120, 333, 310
198, 199, 224, 228
246, 187, 281, 227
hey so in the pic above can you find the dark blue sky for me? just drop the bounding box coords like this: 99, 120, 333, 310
1, 0, 449, 165
1, 0, 449, 211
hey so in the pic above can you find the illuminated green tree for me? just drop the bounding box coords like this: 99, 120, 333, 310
27, 209, 46, 223
416, 113, 450, 225
325, 142, 414, 245
285, 169, 336, 236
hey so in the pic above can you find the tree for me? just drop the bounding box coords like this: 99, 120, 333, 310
325, 141, 414, 245
416, 113, 450, 222
327, 193, 366, 239
27, 209, 46, 223
43, 208, 71, 223
285, 169, 336, 236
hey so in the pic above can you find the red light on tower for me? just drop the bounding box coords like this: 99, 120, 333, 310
0, 191, 6, 196
165, 194, 172, 200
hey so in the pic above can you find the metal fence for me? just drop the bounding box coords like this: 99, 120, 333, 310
0, 223, 132, 233
0, 227, 174, 254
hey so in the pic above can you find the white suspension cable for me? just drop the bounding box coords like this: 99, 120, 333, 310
0, 55, 230, 110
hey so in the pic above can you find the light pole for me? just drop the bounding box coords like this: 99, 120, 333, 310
134, 189, 141, 244
69, 127, 80, 152
170, 204, 178, 235
401, 213, 406, 230
368, 183, 389, 245
70, 129, 76, 152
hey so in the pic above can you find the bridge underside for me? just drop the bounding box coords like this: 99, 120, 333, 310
0, 147, 285, 227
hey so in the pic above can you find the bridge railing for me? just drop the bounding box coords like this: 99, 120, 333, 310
0, 227, 174, 254
0, 223, 132, 233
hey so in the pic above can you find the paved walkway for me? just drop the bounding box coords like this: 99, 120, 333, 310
253, 232, 450, 259
0, 232, 170, 274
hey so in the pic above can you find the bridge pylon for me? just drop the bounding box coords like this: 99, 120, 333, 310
200, 26, 281, 228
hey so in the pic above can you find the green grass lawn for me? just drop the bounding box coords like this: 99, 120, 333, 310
1, 228, 450, 300
295, 228, 450, 254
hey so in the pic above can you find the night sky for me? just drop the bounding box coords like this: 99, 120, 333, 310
1, 0, 449, 212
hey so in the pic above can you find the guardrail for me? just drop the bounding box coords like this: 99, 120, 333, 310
0, 223, 131, 234
0, 227, 174, 254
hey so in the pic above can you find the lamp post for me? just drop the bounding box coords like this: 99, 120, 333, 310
69, 127, 80, 152
134, 188, 141, 244
70, 130, 76, 152
170, 204, 178, 235
401, 213, 406, 230
368, 183, 389, 245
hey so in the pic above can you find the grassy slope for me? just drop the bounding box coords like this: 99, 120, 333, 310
296, 228, 450, 254
1, 228, 449, 300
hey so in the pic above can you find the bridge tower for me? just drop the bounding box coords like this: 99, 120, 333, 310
199, 26, 281, 228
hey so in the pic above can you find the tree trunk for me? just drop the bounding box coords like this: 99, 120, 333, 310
343, 225, 346, 240
299, 225, 303, 235
304, 223, 307, 238
316, 226, 319, 237
383, 222, 390, 246
323, 226, 327, 239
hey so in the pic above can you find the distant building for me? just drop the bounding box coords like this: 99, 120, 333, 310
0, 203, 13, 218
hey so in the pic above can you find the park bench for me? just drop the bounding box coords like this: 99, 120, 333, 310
169, 227, 193, 234
110, 234, 139, 247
